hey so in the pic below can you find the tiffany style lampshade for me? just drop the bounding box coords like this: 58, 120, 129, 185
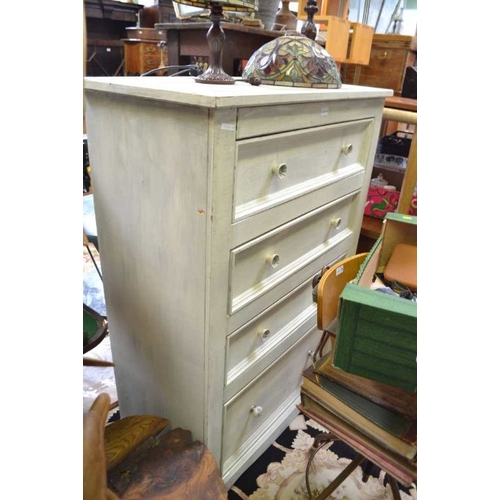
174, 0, 259, 84
242, 33, 342, 88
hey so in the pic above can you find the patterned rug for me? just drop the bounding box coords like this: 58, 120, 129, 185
228, 413, 416, 500
83, 245, 417, 499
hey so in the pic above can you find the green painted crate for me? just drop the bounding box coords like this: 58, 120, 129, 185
333, 213, 417, 392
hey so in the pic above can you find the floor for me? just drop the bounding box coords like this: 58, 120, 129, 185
83, 243, 118, 416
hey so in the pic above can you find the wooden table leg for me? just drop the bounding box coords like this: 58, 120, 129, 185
306, 436, 366, 500
316, 454, 365, 500
388, 475, 403, 500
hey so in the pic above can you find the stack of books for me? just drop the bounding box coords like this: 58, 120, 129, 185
300, 351, 417, 485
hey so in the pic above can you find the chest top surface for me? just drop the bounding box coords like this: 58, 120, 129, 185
84, 76, 393, 108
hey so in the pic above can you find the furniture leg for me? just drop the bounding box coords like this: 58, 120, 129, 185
306, 433, 365, 500
388, 475, 403, 500
85, 244, 103, 281
316, 453, 365, 500
362, 460, 374, 481
167, 30, 180, 67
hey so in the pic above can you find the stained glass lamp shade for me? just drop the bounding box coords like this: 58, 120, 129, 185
242, 33, 342, 88
175, 0, 258, 84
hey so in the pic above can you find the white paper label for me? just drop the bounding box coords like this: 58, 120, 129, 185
221, 123, 235, 131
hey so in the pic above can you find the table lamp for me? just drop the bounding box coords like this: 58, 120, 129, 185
174, 0, 259, 84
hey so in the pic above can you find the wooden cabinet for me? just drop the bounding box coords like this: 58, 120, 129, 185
84, 77, 390, 486
124, 39, 163, 75
123, 27, 167, 76
343, 34, 417, 96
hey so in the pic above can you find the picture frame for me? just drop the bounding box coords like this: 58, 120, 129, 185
172, 1, 256, 22
172, 1, 210, 20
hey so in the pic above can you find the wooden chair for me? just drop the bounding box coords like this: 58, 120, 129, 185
83, 393, 228, 499
313, 253, 368, 361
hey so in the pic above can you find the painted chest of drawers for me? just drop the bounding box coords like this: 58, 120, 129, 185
84, 77, 391, 486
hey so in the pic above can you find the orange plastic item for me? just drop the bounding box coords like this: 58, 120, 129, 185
383, 243, 417, 291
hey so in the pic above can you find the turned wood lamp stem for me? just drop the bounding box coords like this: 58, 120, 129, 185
301, 0, 318, 40
195, 2, 235, 84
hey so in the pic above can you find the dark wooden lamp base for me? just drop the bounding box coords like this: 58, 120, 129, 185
195, 3, 235, 84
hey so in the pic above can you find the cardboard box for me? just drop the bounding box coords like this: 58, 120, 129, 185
333, 213, 417, 391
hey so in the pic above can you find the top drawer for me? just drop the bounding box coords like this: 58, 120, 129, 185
233, 119, 373, 223
236, 98, 382, 139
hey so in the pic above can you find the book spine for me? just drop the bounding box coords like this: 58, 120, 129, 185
316, 373, 417, 443
300, 384, 416, 460
313, 354, 417, 418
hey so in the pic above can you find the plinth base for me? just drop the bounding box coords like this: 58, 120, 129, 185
195, 66, 235, 84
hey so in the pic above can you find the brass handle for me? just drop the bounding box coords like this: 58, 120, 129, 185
272, 163, 287, 179
380, 51, 388, 59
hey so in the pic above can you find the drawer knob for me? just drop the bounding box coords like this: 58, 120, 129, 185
250, 405, 263, 418
380, 51, 388, 59
341, 144, 353, 155
266, 254, 280, 268
259, 328, 271, 341
330, 217, 342, 229
272, 163, 287, 179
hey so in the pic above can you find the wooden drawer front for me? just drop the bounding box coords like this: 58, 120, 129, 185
126, 28, 166, 41
143, 57, 161, 71
225, 277, 317, 398
234, 119, 372, 223
124, 41, 161, 75
221, 326, 318, 470
237, 98, 382, 139
229, 192, 360, 315
142, 42, 160, 56
141, 42, 161, 70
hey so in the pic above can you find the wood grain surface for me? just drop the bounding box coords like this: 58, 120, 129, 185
107, 427, 227, 499
105, 415, 171, 470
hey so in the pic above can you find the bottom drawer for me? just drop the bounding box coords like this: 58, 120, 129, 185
221, 325, 320, 474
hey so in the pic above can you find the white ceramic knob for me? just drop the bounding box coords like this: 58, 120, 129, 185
272, 163, 287, 179
267, 254, 280, 268
259, 328, 271, 341
330, 217, 342, 229
250, 405, 263, 417
341, 144, 353, 155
